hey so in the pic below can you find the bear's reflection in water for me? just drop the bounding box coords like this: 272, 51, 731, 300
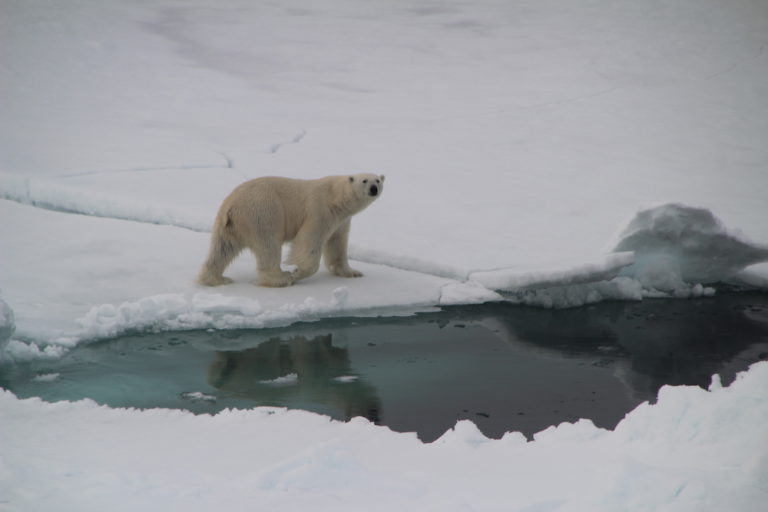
207, 334, 381, 424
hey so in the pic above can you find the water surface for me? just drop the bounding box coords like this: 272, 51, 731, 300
3, 292, 767, 442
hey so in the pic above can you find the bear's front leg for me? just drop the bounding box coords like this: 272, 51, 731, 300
288, 228, 324, 283
323, 220, 363, 278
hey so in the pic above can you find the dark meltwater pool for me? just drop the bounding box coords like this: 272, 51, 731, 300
2, 292, 767, 442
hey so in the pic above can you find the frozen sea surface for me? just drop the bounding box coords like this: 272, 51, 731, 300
2, 0, 768, 509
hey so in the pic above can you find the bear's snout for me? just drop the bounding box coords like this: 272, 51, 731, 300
369, 184, 379, 197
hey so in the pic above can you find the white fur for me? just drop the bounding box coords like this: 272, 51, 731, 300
197, 173, 384, 287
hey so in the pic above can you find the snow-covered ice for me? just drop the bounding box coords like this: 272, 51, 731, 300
0, 295, 14, 351
2, 363, 767, 511
614, 203, 768, 297
2, 0, 768, 509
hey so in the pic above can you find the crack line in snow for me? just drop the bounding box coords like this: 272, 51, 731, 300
704, 42, 767, 81
0, 173, 210, 232
55, 162, 232, 179
523, 86, 622, 110
217, 151, 234, 168
267, 130, 307, 154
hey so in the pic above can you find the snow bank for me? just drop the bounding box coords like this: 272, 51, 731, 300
2, 361, 766, 511
502, 276, 645, 309
734, 263, 768, 289
465, 204, 768, 308
471, 252, 636, 291
614, 204, 768, 297
74, 287, 400, 341
260, 373, 300, 387
0, 340, 69, 363
0, 295, 14, 351
469, 253, 642, 308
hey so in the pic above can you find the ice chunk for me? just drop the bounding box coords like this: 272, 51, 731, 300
260, 373, 299, 387
333, 375, 359, 383
730, 262, 768, 289
470, 252, 635, 292
179, 391, 217, 403
613, 204, 768, 294
467, 253, 639, 308
505, 276, 644, 308
0, 296, 15, 351
461, 203, 768, 307
32, 373, 61, 382
439, 280, 504, 305
0, 340, 68, 362
330, 287, 349, 308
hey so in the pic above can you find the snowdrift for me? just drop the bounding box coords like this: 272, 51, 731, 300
2, 361, 766, 511
615, 203, 768, 296
472, 204, 768, 307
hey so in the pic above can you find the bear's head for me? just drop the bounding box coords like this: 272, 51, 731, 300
348, 173, 385, 200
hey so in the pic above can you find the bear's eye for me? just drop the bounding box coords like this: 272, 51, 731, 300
363, 179, 368, 184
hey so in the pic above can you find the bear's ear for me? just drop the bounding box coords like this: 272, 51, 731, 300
379, 175, 386, 182
349, 176, 354, 183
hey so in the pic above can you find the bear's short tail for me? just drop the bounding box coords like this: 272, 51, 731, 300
197, 209, 243, 286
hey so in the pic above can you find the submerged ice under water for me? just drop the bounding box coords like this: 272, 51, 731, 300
3, 292, 767, 441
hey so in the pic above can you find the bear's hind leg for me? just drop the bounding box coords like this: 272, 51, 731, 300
250, 240, 293, 287
197, 234, 243, 286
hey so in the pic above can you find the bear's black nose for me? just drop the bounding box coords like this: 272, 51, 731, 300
370, 185, 378, 196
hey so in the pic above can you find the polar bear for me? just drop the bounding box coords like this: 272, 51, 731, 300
197, 173, 384, 287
